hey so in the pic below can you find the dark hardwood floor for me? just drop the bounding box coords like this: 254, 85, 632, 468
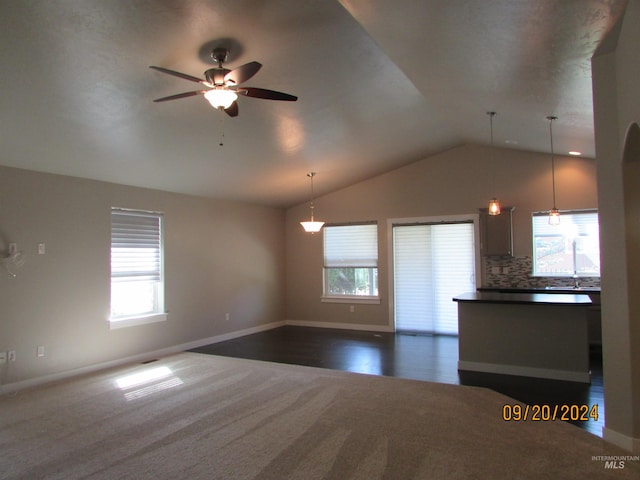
190, 325, 604, 437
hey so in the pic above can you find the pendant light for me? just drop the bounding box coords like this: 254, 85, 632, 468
547, 115, 560, 225
486, 111, 501, 215
300, 172, 324, 233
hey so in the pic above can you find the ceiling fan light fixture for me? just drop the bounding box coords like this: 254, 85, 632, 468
204, 88, 238, 109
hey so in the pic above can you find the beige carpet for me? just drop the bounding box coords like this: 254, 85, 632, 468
0, 352, 637, 479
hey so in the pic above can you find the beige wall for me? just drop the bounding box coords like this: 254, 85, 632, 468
285, 144, 598, 329
0, 166, 285, 388
592, 0, 640, 452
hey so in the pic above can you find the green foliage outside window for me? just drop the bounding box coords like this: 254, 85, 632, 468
326, 267, 378, 296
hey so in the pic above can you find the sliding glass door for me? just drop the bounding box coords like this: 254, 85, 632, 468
393, 221, 476, 335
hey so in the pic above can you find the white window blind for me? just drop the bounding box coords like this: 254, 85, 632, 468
111, 210, 162, 281
323, 224, 379, 298
324, 224, 378, 268
111, 209, 164, 320
394, 226, 433, 333
394, 222, 475, 335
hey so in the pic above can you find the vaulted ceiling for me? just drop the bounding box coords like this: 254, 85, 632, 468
0, 1, 627, 207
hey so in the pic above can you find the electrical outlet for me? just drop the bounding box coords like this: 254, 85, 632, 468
38, 243, 46, 255
349, 305, 355, 313
8, 351, 16, 362
37, 345, 45, 357
0, 352, 6, 364
225, 313, 230, 321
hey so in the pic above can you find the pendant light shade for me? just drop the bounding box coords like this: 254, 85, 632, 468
300, 219, 324, 233
488, 198, 501, 215
486, 111, 501, 215
547, 115, 560, 225
300, 172, 324, 233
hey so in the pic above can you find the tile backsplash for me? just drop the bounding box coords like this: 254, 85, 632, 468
483, 256, 600, 289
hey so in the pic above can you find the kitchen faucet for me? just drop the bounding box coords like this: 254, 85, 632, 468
572, 239, 580, 289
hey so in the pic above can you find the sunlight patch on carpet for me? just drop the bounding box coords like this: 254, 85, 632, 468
115, 365, 183, 401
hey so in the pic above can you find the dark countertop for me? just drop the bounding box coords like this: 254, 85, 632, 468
453, 291, 593, 305
478, 287, 600, 294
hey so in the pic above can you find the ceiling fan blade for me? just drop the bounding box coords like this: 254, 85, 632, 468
224, 61, 262, 85
225, 101, 239, 117
149, 66, 206, 84
153, 90, 206, 102
240, 87, 298, 101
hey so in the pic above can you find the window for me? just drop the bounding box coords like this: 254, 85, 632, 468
323, 223, 378, 300
532, 209, 600, 277
110, 208, 165, 326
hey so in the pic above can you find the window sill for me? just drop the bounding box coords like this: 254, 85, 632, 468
321, 296, 381, 305
530, 274, 601, 279
109, 312, 168, 330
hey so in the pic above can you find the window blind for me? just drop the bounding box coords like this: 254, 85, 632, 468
394, 225, 433, 333
532, 210, 598, 237
111, 210, 163, 282
394, 222, 475, 335
324, 224, 378, 268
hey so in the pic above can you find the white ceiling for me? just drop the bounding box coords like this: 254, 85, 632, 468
0, 0, 627, 207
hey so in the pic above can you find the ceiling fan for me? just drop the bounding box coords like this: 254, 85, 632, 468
149, 47, 297, 117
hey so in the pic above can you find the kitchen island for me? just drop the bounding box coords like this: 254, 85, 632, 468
453, 291, 592, 383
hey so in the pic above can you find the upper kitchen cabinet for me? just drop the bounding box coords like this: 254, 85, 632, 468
479, 207, 514, 256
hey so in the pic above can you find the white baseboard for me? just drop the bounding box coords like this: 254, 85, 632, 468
285, 319, 394, 333
181, 320, 286, 351
457, 360, 591, 383
0, 320, 286, 396
603, 427, 640, 453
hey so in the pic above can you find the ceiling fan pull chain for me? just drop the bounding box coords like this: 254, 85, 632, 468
219, 108, 225, 146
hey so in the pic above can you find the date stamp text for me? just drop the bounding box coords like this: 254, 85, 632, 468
502, 403, 599, 422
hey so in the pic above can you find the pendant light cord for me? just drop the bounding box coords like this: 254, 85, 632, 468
548, 116, 557, 209
308, 172, 316, 221
486, 111, 501, 215
489, 112, 496, 197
